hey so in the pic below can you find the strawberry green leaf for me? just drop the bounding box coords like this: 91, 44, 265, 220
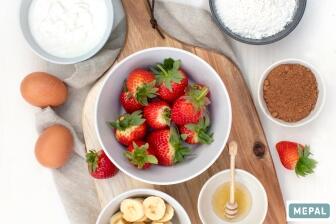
135, 80, 158, 105
109, 111, 145, 131
169, 126, 181, 145
185, 84, 210, 111
172, 59, 181, 71
124, 142, 158, 169
185, 116, 213, 144
163, 58, 175, 69
152, 58, 184, 92
204, 114, 210, 127
186, 123, 197, 130
174, 146, 190, 164
181, 134, 188, 140
162, 107, 171, 125
198, 131, 214, 144
124, 151, 134, 160
146, 155, 158, 164
169, 127, 191, 163
86, 150, 99, 173
295, 145, 317, 177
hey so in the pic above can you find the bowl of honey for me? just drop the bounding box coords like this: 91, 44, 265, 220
198, 169, 268, 224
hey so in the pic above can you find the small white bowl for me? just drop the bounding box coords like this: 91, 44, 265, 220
96, 188, 191, 224
95, 47, 232, 185
19, 0, 114, 64
198, 169, 268, 224
258, 59, 326, 127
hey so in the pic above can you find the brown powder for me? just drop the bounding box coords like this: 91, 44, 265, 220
263, 64, 318, 122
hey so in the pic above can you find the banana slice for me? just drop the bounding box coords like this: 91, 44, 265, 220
110, 212, 127, 224
151, 222, 172, 224
116, 220, 128, 224
135, 198, 145, 203
133, 198, 147, 222
143, 196, 166, 221
120, 199, 145, 222
157, 204, 174, 222
136, 215, 148, 222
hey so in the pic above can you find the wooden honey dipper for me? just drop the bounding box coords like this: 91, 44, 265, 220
225, 141, 238, 219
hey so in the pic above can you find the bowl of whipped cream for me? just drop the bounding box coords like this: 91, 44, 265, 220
20, 0, 114, 64
209, 0, 306, 45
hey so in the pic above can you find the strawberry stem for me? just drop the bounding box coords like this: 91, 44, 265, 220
156, 64, 169, 77
86, 150, 99, 173
196, 88, 208, 101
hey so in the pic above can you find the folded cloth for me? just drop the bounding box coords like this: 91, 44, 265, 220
156, 0, 237, 63
34, 1, 237, 224
34, 1, 126, 223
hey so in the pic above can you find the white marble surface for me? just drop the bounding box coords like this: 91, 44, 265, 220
1, 0, 335, 223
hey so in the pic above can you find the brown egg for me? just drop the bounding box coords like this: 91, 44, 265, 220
35, 124, 73, 168
20, 72, 68, 107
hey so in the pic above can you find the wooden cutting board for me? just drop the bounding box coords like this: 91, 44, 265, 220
82, 0, 286, 223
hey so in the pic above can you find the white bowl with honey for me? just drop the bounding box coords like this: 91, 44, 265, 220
198, 169, 268, 224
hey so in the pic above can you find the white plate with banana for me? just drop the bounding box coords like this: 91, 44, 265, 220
96, 189, 191, 224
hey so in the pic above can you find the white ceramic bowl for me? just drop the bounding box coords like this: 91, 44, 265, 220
96, 188, 191, 224
258, 59, 326, 127
198, 169, 268, 224
95, 47, 232, 185
19, 0, 114, 64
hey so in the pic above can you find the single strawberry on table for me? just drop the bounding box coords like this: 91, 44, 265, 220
171, 84, 210, 126
276, 141, 317, 177
86, 149, 118, 179
109, 110, 147, 146
126, 68, 157, 105
148, 127, 190, 166
120, 82, 143, 113
151, 58, 188, 102
180, 115, 213, 144
124, 140, 158, 169
143, 100, 171, 129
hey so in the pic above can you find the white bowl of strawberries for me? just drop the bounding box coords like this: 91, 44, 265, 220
95, 47, 232, 185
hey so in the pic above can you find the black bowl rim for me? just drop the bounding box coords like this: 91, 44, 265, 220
209, 0, 307, 45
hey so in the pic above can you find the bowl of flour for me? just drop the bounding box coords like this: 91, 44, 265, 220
209, 0, 306, 45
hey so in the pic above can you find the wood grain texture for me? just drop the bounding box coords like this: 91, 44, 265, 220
82, 0, 286, 223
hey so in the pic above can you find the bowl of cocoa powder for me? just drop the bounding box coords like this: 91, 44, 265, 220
258, 59, 325, 127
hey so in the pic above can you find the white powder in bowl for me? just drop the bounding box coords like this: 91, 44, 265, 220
214, 0, 297, 39
29, 0, 108, 58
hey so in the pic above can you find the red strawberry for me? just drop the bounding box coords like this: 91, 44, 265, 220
86, 150, 118, 179
124, 140, 158, 169
148, 127, 190, 166
126, 69, 157, 105
109, 111, 147, 146
276, 141, 317, 177
171, 84, 210, 126
179, 116, 213, 144
120, 82, 143, 113
151, 58, 188, 102
143, 100, 171, 129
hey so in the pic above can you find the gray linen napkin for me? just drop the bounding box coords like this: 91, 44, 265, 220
34, 1, 126, 223
156, 0, 237, 63
34, 1, 237, 224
